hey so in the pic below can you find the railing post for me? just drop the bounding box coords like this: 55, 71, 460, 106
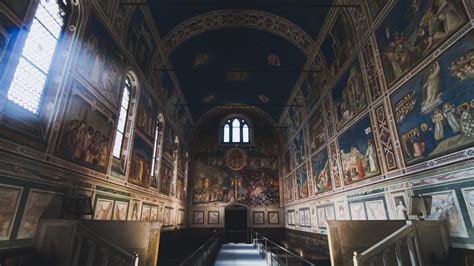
86, 239, 96, 266
395, 241, 404, 266
100, 247, 109, 266
353, 251, 359, 266
71, 234, 83, 266
382, 248, 390, 266
406, 234, 418, 266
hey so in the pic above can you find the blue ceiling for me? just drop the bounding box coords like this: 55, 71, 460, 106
148, 0, 332, 38
147, 0, 333, 120
169, 28, 306, 119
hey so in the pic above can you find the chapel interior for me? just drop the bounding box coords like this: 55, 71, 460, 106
0, 0, 473, 265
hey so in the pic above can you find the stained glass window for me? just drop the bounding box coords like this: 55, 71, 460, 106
7, 0, 65, 114
113, 77, 132, 158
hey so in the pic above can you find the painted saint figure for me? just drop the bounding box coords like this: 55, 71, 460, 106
442, 102, 461, 133
421, 62, 442, 113
432, 108, 445, 141
365, 139, 378, 173
396, 200, 407, 220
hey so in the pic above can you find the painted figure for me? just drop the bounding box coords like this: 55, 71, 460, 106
443, 102, 461, 133
396, 200, 407, 219
365, 139, 378, 173
432, 108, 445, 141
421, 62, 441, 113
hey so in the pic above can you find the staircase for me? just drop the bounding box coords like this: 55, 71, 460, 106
1, 219, 162, 266
327, 220, 451, 266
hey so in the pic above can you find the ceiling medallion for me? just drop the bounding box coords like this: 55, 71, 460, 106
226, 148, 246, 170
226, 68, 249, 81
267, 54, 280, 66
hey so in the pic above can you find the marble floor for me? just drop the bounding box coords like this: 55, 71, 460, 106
214, 243, 266, 266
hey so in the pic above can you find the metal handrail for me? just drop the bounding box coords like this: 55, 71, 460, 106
179, 231, 222, 266
250, 230, 315, 266
79, 225, 138, 262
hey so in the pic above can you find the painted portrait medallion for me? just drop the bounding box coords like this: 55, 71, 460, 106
227, 148, 246, 170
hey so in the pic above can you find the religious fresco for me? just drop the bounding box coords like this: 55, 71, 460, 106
365, 200, 388, 220
0, 185, 22, 240
136, 88, 157, 139
192, 138, 279, 206
162, 125, 176, 160
178, 144, 187, 172
94, 198, 113, 220
129, 134, 153, 188
296, 164, 309, 199
338, 116, 380, 185
77, 11, 125, 107
17, 190, 62, 239
125, 8, 156, 74
283, 150, 291, 176
311, 148, 331, 194
176, 173, 185, 200
332, 61, 367, 129
158, 161, 173, 196
267, 54, 281, 67
321, 11, 357, 79
55, 91, 115, 173
308, 109, 326, 154
167, 88, 180, 122
113, 201, 128, 221
288, 90, 307, 128
292, 130, 305, 166
281, 114, 293, 141
376, 0, 467, 85
284, 174, 294, 202
390, 31, 474, 166
301, 72, 322, 109
425, 190, 468, 238
194, 52, 212, 67
175, 98, 188, 129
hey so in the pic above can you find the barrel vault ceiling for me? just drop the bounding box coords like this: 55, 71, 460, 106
146, 0, 333, 120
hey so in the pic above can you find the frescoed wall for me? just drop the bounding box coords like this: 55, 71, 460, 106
0, 0, 191, 249
391, 31, 474, 166
188, 111, 283, 228
192, 137, 279, 206
280, 0, 474, 250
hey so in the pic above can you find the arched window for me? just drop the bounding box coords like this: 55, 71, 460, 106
113, 76, 132, 158
112, 72, 138, 175
6, 1, 67, 114
222, 116, 252, 144
151, 114, 164, 177
223, 124, 230, 142
232, 119, 240, 142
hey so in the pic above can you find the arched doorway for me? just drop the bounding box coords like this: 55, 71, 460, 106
225, 205, 248, 243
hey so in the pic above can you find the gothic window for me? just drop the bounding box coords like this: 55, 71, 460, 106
112, 73, 138, 173
151, 114, 164, 176
6, 0, 66, 114
222, 116, 252, 144
113, 77, 132, 158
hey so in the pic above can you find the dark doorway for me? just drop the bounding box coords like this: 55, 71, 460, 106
225, 205, 248, 243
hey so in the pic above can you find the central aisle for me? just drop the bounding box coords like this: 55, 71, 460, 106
214, 243, 267, 266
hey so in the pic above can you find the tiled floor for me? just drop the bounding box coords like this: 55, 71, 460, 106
214, 243, 266, 266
